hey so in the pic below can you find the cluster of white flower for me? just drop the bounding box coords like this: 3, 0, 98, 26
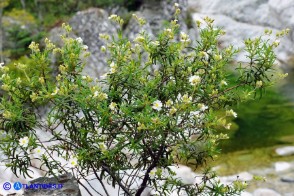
220, 80, 228, 86
149, 167, 169, 180
198, 103, 208, 112
109, 102, 117, 111
93, 91, 108, 100
134, 35, 145, 43
214, 54, 222, 61
75, 37, 88, 50
164, 28, 174, 39
256, 80, 263, 88
224, 123, 232, 130
226, 109, 237, 118
109, 62, 117, 74
108, 14, 118, 20
51, 87, 59, 96
180, 32, 191, 44
199, 51, 209, 61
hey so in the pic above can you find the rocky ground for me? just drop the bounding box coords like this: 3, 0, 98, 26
215, 146, 294, 196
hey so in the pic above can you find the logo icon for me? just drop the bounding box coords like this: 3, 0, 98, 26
13, 182, 22, 190
3, 182, 11, 190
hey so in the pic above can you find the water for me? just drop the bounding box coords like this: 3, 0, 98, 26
220, 69, 294, 153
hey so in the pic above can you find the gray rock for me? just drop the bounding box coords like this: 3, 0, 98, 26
253, 188, 281, 196
49, 8, 118, 79
23, 173, 81, 196
124, 0, 194, 41
189, 0, 294, 68
281, 173, 294, 183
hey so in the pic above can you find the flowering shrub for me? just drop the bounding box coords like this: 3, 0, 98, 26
0, 4, 288, 196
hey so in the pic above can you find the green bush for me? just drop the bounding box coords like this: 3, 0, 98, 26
0, 6, 288, 195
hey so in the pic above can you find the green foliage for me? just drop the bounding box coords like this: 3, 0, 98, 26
0, 10, 288, 196
5, 25, 44, 59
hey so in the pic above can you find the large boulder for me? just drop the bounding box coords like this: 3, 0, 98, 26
189, 0, 294, 67
23, 173, 81, 196
49, 8, 118, 79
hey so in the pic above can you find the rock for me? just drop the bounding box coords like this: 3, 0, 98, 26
49, 8, 118, 79
219, 171, 253, 184
253, 188, 281, 196
281, 173, 294, 183
284, 193, 294, 196
189, 0, 294, 68
124, 0, 196, 41
275, 146, 294, 156
241, 192, 253, 196
23, 173, 81, 196
274, 162, 292, 172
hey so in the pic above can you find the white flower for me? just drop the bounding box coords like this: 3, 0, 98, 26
109, 62, 117, 74
152, 100, 163, 111
190, 111, 200, 116
220, 80, 228, 86
174, 3, 179, 7
189, 75, 201, 86
108, 14, 118, 20
109, 102, 117, 110
180, 32, 191, 43
19, 137, 29, 147
256, 80, 263, 88
69, 157, 78, 168
51, 87, 59, 96
110, 62, 116, 68
200, 51, 209, 61
273, 40, 280, 47
165, 28, 172, 33
93, 91, 99, 97
110, 67, 117, 74
101, 46, 106, 52
101, 93, 108, 100
198, 103, 208, 111
226, 109, 237, 118
83, 45, 88, 50
149, 168, 157, 179
214, 54, 222, 61
76, 37, 83, 44
99, 142, 107, 153
150, 41, 160, 47
224, 123, 232, 130
0, 62, 4, 69
33, 147, 44, 156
